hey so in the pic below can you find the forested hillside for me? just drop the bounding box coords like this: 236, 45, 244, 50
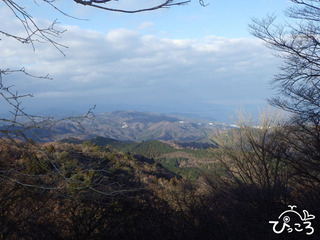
2, 120, 320, 240
61, 136, 219, 180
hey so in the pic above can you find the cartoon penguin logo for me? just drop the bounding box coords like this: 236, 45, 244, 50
269, 205, 315, 235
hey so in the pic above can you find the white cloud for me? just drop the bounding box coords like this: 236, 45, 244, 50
0, 20, 280, 119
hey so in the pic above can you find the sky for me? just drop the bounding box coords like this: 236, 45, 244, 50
0, 0, 290, 122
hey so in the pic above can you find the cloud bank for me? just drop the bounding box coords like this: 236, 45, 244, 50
0, 19, 280, 121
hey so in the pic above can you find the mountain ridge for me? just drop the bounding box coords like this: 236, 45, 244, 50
2, 111, 230, 143
51, 110, 225, 142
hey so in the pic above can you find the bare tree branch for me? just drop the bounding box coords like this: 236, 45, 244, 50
73, 0, 191, 13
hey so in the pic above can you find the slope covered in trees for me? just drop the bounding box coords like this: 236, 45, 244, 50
2, 124, 320, 239
61, 136, 219, 180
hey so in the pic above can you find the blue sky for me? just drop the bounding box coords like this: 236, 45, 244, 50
0, 0, 290, 122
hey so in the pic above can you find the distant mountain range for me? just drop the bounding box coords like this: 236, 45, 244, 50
2, 111, 232, 143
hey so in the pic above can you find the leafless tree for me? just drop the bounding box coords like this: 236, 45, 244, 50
213, 112, 291, 206
249, 0, 320, 122
249, 0, 320, 209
